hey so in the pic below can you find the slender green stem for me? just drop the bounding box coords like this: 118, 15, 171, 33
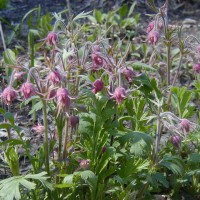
153, 106, 161, 164
63, 117, 69, 162
167, 53, 183, 108
167, 44, 171, 87
42, 100, 50, 174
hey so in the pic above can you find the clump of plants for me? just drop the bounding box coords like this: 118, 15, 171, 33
0, 0, 199, 199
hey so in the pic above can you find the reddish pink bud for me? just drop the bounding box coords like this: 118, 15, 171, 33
21, 82, 36, 99
147, 21, 155, 33
148, 31, 160, 45
113, 87, 126, 104
92, 79, 104, 94
92, 54, 103, 66
14, 71, 26, 80
180, 119, 190, 133
170, 135, 181, 148
47, 89, 56, 100
46, 32, 58, 46
79, 159, 90, 169
56, 88, 71, 112
48, 69, 61, 85
69, 116, 79, 130
32, 124, 45, 134
101, 146, 106, 154
193, 63, 200, 74
121, 67, 135, 82
1, 87, 17, 105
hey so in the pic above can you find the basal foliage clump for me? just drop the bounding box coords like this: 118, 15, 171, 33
0, 0, 200, 199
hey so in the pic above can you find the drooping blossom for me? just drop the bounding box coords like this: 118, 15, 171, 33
56, 88, 71, 112
48, 69, 61, 85
148, 31, 160, 45
47, 89, 56, 100
79, 159, 90, 170
112, 86, 126, 104
101, 146, 106, 154
193, 63, 200, 74
14, 71, 26, 80
92, 79, 104, 94
121, 67, 135, 82
91, 44, 103, 68
180, 119, 190, 133
1, 87, 17, 105
21, 82, 36, 99
69, 116, 79, 130
170, 135, 182, 148
146, 20, 163, 33
32, 123, 45, 134
45, 32, 58, 46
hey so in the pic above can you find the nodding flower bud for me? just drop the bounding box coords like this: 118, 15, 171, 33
146, 21, 155, 33
14, 71, 26, 80
121, 67, 135, 83
193, 63, 200, 74
69, 116, 79, 130
56, 88, 71, 112
170, 135, 182, 148
1, 87, 17, 105
146, 20, 163, 33
46, 32, 58, 46
92, 54, 103, 66
113, 86, 126, 104
148, 31, 160, 45
21, 82, 36, 99
92, 79, 104, 94
180, 119, 190, 133
79, 159, 90, 170
32, 123, 45, 134
48, 69, 61, 85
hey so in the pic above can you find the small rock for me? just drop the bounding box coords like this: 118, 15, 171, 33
183, 18, 197, 25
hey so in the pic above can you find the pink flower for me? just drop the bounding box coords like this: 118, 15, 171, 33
48, 69, 61, 85
147, 21, 155, 33
92, 79, 104, 94
146, 20, 163, 33
112, 86, 126, 104
148, 31, 160, 45
21, 82, 36, 99
170, 135, 181, 148
79, 159, 90, 170
180, 119, 190, 133
121, 67, 135, 82
47, 89, 56, 100
92, 54, 103, 66
56, 88, 71, 112
1, 87, 17, 105
196, 45, 200, 54
14, 71, 26, 80
69, 116, 79, 130
193, 63, 200, 74
45, 32, 58, 46
32, 123, 45, 134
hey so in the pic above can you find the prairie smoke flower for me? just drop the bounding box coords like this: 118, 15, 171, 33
48, 69, 61, 85
101, 146, 106, 154
112, 86, 126, 104
92, 54, 103, 66
14, 71, 26, 80
170, 135, 181, 148
146, 20, 163, 33
92, 79, 104, 94
21, 82, 35, 99
121, 67, 135, 82
196, 45, 200, 54
32, 124, 45, 134
148, 31, 160, 45
69, 116, 79, 130
56, 88, 71, 113
45, 32, 58, 46
1, 87, 17, 105
79, 159, 90, 170
47, 89, 56, 100
193, 63, 200, 74
180, 119, 190, 133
